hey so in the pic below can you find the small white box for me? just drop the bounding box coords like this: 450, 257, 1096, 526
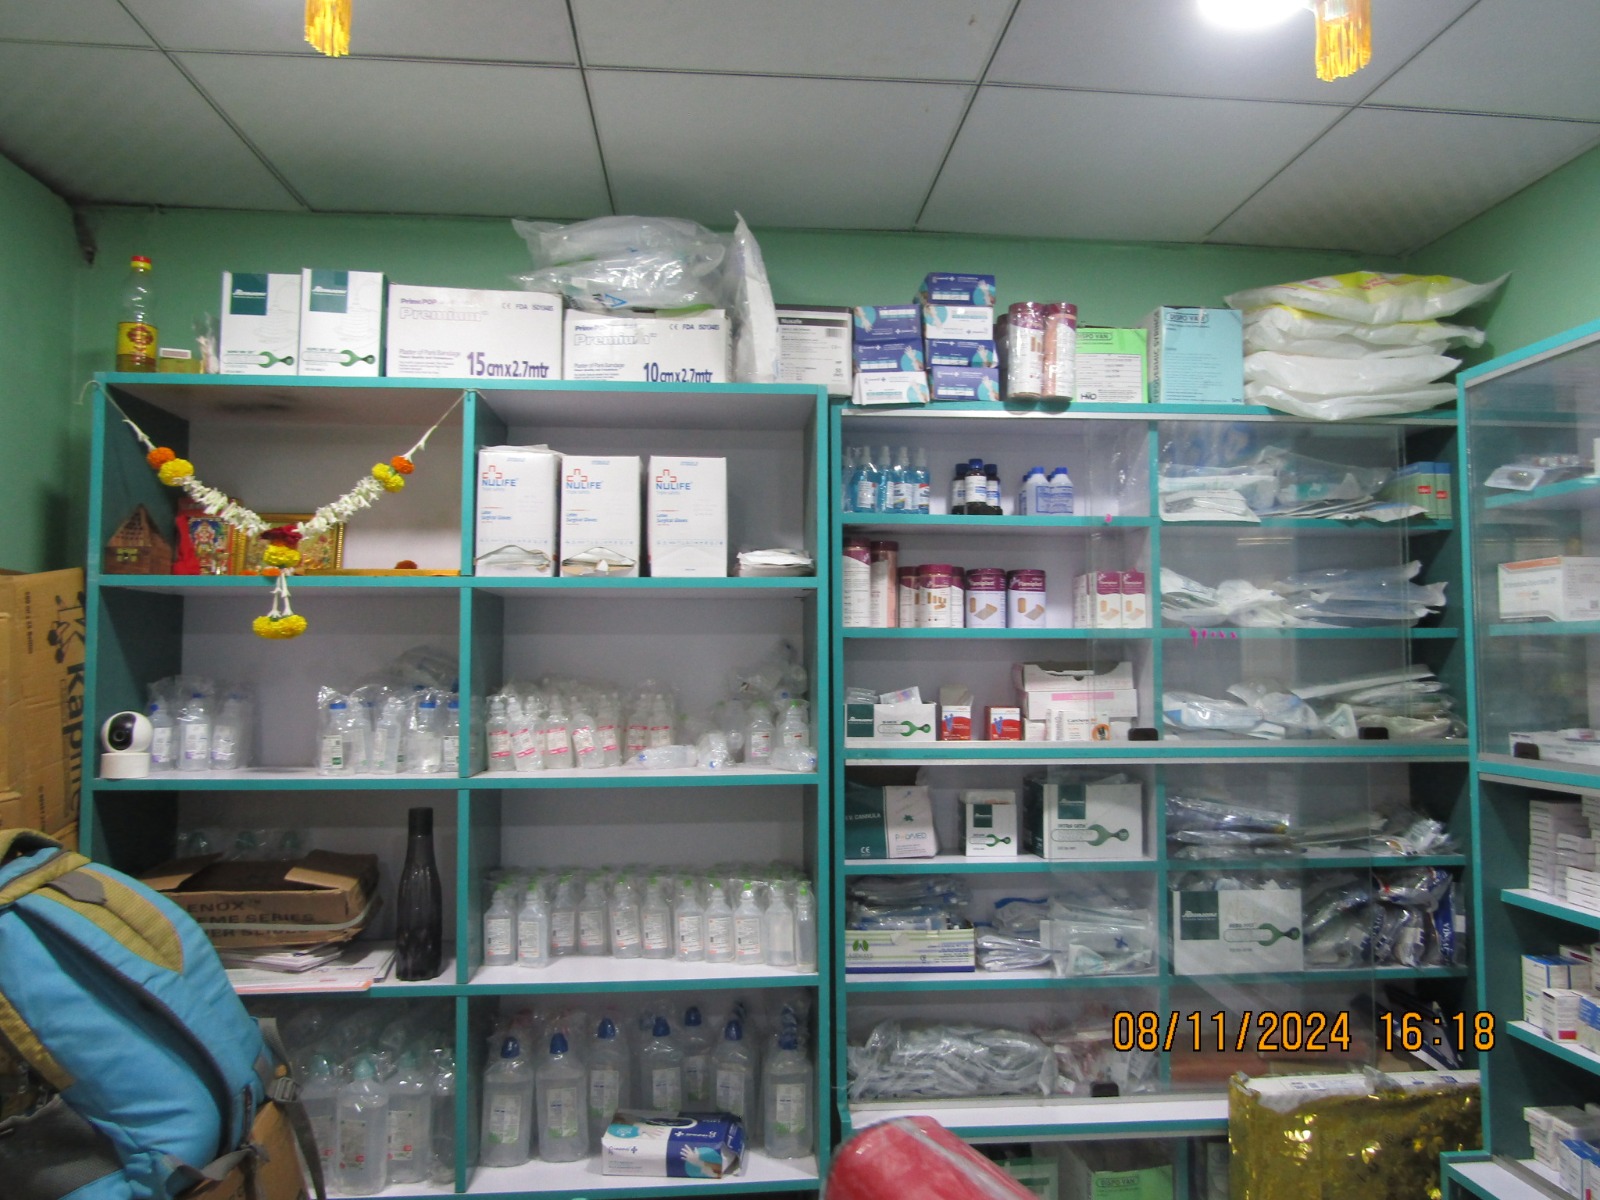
298, 269, 384, 376
962, 790, 1019, 857
385, 285, 560, 380
1074, 572, 1123, 629
476, 445, 560, 578
646, 456, 727, 577
1014, 661, 1139, 722
1121, 570, 1148, 629
874, 703, 937, 741
1499, 557, 1600, 622
884, 786, 937, 858
776, 305, 852, 395
220, 272, 300, 375
852, 370, 929, 407
844, 927, 975, 973
563, 310, 728, 383
1022, 776, 1143, 861
921, 303, 995, 341
1542, 988, 1584, 1041
1172, 885, 1304, 974
559, 455, 641, 577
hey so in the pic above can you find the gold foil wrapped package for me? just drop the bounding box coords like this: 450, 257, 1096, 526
1230, 1069, 1481, 1200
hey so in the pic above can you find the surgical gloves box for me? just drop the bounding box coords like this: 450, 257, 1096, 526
602, 1113, 744, 1178
560, 456, 641, 577
1022, 776, 1143, 861
220, 272, 301, 375
647, 457, 726, 578
298, 269, 384, 377
475, 446, 559, 578
385, 285, 560, 380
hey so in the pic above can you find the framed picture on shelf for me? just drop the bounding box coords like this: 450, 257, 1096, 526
179, 506, 234, 576
229, 514, 345, 575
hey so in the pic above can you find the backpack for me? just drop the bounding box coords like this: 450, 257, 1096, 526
0, 829, 280, 1200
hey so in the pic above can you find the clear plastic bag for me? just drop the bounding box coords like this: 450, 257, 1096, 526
1241, 304, 1487, 353
1226, 271, 1508, 325
1245, 350, 1460, 398
847, 1020, 1058, 1100
513, 216, 725, 311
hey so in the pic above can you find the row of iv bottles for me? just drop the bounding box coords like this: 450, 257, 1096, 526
481, 1012, 814, 1167
486, 876, 818, 969
318, 690, 459, 776
842, 445, 931, 513
147, 684, 254, 772
300, 1049, 456, 1195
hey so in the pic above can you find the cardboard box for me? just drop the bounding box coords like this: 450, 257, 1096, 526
1022, 776, 1143, 861
919, 273, 997, 307
1000, 1158, 1059, 1200
844, 926, 975, 973
1143, 307, 1243, 405
141, 850, 379, 949
843, 782, 936, 859
921, 304, 995, 341
219, 272, 301, 375
1512, 730, 1600, 765
475, 445, 560, 578
0, 569, 85, 835
1121, 570, 1148, 629
647, 456, 727, 578
853, 338, 925, 373
1171, 884, 1304, 974
1525, 955, 1576, 1021
776, 305, 851, 395
1379, 461, 1453, 519
1075, 572, 1124, 629
602, 1112, 744, 1178
1074, 327, 1147, 404
183, 1101, 308, 1200
929, 366, 1001, 403
1499, 557, 1600, 622
851, 370, 929, 407
560, 455, 641, 577
874, 702, 937, 741
925, 338, 998, 368
939, 685, 973, 741
852, 305, 920, 341
1014, 661, 1139, 722
563, 311, 729, 383
385, 285, 561, 380
1541, 987, 1584, 1041
298, 269, 384, 377
962, 789, 1019, 857
1062, 1146, 1173, 1200
987, 706, 1023, 740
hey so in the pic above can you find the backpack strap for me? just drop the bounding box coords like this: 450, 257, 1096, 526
256, 1019, 327, 1200
0, 830, 60, 867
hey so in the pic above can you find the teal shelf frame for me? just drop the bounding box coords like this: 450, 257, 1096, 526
1482, 476, 1600, 511
81, 375, 836, 1197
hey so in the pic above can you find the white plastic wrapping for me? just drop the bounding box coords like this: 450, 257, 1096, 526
1245, 351, 1459, 398
1242, 305, 1486, 355
1226, 271, 1508, 325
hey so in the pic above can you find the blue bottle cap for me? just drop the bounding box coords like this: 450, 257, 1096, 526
550, 1032, 568, 1055
653, 1016, 671, 1038
723, 1019, 743, 1042
597, 1018, 617, 1040
500, 1036, 521, 1059
779, 1030, 799, 1052
684, 1006, 702, 1027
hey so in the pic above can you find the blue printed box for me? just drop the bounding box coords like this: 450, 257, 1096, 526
925, 338, 999, 368
602, 1113, 745, 1178
853, 337, 926, 373
921, 304, 996, 341
853, 305, 921, 342
919, 273, 997, 307
930, 366, 1000, 403
1143, 306, 1244, 405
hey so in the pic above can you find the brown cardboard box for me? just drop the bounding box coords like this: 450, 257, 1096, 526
182, 1102, 309, 1200
141, 850, 380, 948
0, 569, 86, 835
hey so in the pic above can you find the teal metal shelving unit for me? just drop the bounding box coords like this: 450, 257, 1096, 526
830, 396, 1476, 1175
1448, 317, 1600, 1198
81, 374, 833, 1199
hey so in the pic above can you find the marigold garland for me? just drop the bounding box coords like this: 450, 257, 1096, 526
115, 392, 464, 640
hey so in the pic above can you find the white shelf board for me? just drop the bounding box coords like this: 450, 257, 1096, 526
1449, 1158, 1565, 1200
471, 957, 817, 990
464, 1151, 818, 1194
848, 1093, 1229, 1141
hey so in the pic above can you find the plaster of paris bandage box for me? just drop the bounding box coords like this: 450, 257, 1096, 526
563, 311, 728, 383
646, 457, 726, 577
297, 269, 384, 377
1171, 883, 1303, 974
1022, 776, 1143, 861
475, 446, 559, 578
559, 456, 641, 577
219, 273, 300, 375
602, 1113, 744, 1178
385, 285, 560, 380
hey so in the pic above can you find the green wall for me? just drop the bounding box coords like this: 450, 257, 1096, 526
0, 155, 80, 572
1413, 141, 1600, 359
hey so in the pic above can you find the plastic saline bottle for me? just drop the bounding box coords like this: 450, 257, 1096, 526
479, 1037, 534, 1167
762, 1030, 813, 1158
638, 1016, 684, 1113
535, 1032, 588, 1162
335, 1057, 390, 1194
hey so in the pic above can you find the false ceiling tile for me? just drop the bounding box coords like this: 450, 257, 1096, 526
0, 0, 152, 45
124, 0, 576, 63
0, 43, 299, 208
920, 87, 1344, 242
1209, 107, 1600, 255
988, 0, 1476, 104
1367, 0, 1600, 121
573, 0, 1012, 81
178, 54, 606, 216
590, 72, 970, 228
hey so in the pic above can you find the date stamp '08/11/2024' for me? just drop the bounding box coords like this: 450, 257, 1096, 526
1112, 1010, 1497, 1055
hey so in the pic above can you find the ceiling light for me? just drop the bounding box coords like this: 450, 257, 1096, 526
1197, 0, 1306, 31
305, 0, 351, 58
1313, 0, 1372, 81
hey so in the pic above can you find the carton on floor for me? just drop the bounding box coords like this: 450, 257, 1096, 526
0, 569, 85, 835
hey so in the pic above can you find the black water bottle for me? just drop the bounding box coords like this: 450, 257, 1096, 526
394, 806, 442, 981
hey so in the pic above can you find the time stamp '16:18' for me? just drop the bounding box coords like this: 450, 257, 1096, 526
1111, 1010, 1496, 1054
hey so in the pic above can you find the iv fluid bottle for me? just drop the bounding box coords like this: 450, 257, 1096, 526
712, 1019, 756, 1134
764, 884, 797, 968
638, 1016, 683, 1113
116, 256, 157, 372
483, 887, 515, 967
795, 881, 818, 972
479, 1037, 534, 1168
674, 881, 705, 962
385, 1050, 432, 1185
536, 1033, 588, 1163
335, 1057, 390, 1195
703, 884, 735, 964
762, 1031, 813, 1159
300, 1055, 338, 1183
609, 878, 643, 959
550, 875, 578, 957
516, 887, 550, 969
148, 700, 176, 772
406, 696, 443, 774
641, 877, 672, 959
733, 883, 765, 965
679, 1006, 714, 1108
178, 691, 212, 773
588, 1018, 630, 1150
429, 1050, 456, 1185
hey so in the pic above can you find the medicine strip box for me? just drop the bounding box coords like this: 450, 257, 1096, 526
646, 456, 726, 578
220, 272, 301, 375
298, 269, 384, 377
385, 285, 560, 380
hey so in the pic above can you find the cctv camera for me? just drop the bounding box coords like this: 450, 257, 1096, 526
100, 711, 153, 778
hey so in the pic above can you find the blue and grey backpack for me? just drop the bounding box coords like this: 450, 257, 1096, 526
0, 829, 305, 1200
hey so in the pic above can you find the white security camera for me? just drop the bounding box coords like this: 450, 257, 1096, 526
100, 711, 153, 778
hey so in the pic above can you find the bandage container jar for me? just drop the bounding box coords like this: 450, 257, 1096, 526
897, 566, 919, 627
869, 540, 898, 628
1007, 569, 1047, 628
918, 564, 958, 628
965, 568, 1007, 628
842, 537, 871, 626
1005, 302, 1046, 398
1043, 303, 1077, 399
